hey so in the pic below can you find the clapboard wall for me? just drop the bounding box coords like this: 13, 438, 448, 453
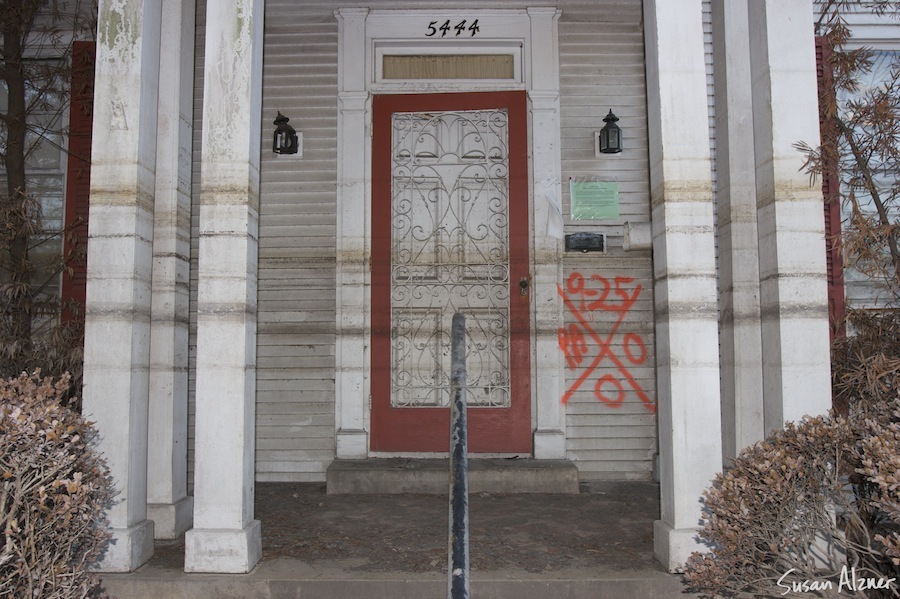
188, 0, 656, 484
189, 1, 341, 484
558, 2, 656, 480
187, 2, 202, 490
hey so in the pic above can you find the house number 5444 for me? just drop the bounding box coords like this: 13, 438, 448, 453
426, 19, 480, 37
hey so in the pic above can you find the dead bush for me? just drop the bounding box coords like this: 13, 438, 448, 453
0, 371, 113, 598
683, 400, 900, 598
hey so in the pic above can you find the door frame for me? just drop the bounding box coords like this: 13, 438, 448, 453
370, 91, 531, 453
334, 8, 567, 459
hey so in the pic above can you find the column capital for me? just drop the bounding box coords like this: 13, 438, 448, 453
528, 90, 560, 110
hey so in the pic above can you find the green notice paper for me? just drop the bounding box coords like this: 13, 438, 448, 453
570, 180, 619, 220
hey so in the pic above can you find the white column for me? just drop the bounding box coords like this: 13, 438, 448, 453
82, 0, 161, 572
184, 0, 264, 573
527, 8, 566, 459
146, 0, 195, 540
711, 0, 765, 460
334, 8, 369, 459
644, 0, 723, 572
748, 0, 831, 433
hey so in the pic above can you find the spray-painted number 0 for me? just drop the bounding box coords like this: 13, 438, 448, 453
426, 19, 480, 37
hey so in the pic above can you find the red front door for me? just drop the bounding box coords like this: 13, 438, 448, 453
371, 91, 531, 453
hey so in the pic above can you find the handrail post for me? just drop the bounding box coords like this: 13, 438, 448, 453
448, 312, 470, 599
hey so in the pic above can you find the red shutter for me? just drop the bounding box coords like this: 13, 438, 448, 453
816, 36, 846, 339
61, 40, 95, 322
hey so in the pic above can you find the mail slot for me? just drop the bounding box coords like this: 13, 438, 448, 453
565, 232, 605, 253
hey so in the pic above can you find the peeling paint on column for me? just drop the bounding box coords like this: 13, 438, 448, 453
110, 100, 128, 130
98, 0, 140, 49
97, 0, 141, 133
205, 0, 254, 160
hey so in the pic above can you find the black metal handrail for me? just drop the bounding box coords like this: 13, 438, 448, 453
448, 312, 470, 599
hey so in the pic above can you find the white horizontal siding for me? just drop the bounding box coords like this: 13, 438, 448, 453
559, 2, 655, 481
254, 2, 339, 481
186, 0, 205, 491
189, 0, 341, 484
704, 0, 720, 296
187, 0, 654, 485
560, 254, 656, 480
560, 3, 649, 233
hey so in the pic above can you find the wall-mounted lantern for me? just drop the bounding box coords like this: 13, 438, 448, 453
273, 111, 299, 155
597, 109, 622, 154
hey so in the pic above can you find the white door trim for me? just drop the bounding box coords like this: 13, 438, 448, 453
334, 7, 566, 459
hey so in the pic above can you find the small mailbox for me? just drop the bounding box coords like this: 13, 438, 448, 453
565, 232, 605, 253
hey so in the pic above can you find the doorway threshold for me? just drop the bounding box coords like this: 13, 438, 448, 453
326, 458, 579, 495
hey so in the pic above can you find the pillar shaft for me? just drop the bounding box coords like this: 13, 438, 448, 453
712, 0, 765, 460
146, 0, 196, 540
83, 0, 162, 572
528, 8, 566, 459
184, 0, 264, 574
748, 0, 832, 432
334, 8, 370, 459
643, 0, 723, 572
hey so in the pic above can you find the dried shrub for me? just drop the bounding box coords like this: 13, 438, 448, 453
684, 400, 900, 598
858, 412, 900, 567
831, 309, 900, 415
0, 308, 85, 407
687, 307, 900, 597
0, 371, 113, 598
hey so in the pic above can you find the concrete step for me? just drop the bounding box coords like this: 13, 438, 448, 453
326, 458, 581, 494
102, 559, 696, 599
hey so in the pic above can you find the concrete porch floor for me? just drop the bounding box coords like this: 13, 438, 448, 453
101, 480, 699, 598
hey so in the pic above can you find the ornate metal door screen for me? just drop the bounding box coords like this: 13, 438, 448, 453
390, 109, 511, 409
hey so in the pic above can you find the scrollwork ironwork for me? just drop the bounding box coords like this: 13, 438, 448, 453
390, 109, 511, 408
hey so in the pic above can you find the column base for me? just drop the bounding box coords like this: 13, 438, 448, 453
95, 519, 154, 572
184, 520, 262, 573
533, 429, 566, 459
148, 495, 194, 539
336, 429, 368, 459
653, 520, 707, 573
